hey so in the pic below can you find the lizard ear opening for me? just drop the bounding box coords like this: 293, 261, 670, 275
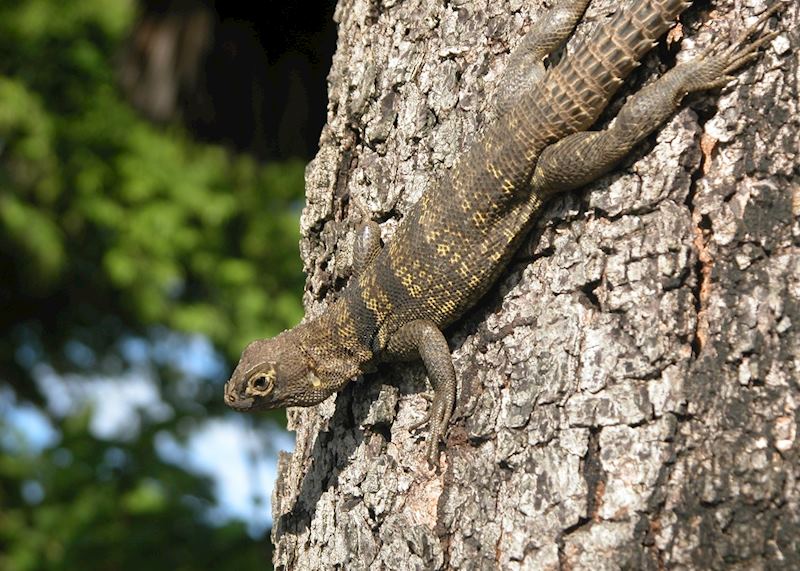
307, 370, 323, 388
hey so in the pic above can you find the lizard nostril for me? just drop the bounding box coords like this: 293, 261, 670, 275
224, 384, 235, 403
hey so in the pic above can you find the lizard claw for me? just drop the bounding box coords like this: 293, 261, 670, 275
407, 392, 435, 431
408, 410, 431, 432
424, 396, 454, 466
682, 3, 786, 94
408, 391, 452, 466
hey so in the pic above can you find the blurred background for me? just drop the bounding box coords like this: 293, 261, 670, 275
0, 0, 338, 568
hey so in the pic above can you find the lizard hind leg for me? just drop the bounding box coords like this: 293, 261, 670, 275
528, 3, 787, 197
493, 0, 592, 116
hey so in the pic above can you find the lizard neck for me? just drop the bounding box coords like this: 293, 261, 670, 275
295, 289, 377, 389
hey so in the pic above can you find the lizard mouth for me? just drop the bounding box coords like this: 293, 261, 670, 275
224, 382, 255, 411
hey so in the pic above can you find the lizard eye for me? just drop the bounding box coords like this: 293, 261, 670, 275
248, 367, 275, 396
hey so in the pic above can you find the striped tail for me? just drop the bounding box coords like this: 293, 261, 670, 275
515, 0, 691, 148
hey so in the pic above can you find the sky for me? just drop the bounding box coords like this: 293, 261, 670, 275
1, 333, 293, 537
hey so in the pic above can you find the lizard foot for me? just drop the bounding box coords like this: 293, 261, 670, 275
409, 392, 451, 466
685, 2, 786, 93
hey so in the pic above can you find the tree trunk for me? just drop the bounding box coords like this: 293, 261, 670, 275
271, 0, 799, 568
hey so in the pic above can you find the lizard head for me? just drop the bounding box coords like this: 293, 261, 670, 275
223, 331, 335, 411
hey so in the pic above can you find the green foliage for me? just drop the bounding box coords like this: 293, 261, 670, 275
0, 0, 309, 568
0, 411, 269, 571
0, 0, 307, 380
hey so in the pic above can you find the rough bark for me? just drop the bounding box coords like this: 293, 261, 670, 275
271, 0, 799, 568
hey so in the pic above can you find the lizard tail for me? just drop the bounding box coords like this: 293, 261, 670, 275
515, 0, 690, 146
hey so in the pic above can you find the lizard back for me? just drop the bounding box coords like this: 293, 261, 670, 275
358, 0, 689, 350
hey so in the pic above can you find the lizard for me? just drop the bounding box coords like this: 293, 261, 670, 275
224, 0, 786, 465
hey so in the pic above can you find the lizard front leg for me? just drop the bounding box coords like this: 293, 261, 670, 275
353, 220, 382, 275
529, 3, 785, 196
383, 319, 456, 466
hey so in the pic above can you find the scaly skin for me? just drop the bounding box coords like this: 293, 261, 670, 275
224, 0, 786, 465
